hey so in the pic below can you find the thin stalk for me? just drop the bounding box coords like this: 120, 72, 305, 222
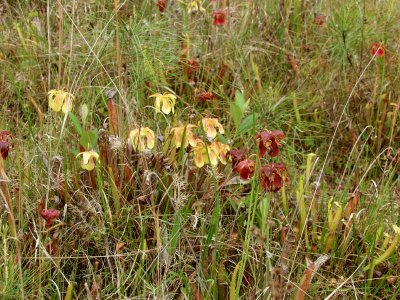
57, 0, 64, 88
0, 159, 25, 299
236, 162, 260, 298
114, 0, 123, 92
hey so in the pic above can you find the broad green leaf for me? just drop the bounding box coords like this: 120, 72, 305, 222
231, 90, 251, 130
230, 102, 243, 129
68, 112, 83, 135
169, 213, 181, 255
217, 133, 229, 144
80, 104, 89, 127
234, 90, 246, 111
235, 90, 250, 112
237, 113, 258, 134
79, 130, 98, 150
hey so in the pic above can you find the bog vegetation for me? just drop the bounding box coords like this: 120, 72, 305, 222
0, 0, 399, 299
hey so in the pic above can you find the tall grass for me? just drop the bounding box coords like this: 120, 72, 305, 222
0, 0, 399, 298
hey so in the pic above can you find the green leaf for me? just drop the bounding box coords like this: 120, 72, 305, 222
237, 113, 258, 134
231, 90, 250, 130
230, 102, 243, 129
202, 193, 220, 261
234, 90, 247, 112
68, 112, 83, 135
80, 104, 89, 127
304, 136, 315, 147
217, 133, 229, 144
230, 261, 241, 300
79, 130, 98, 150
169, 213, 181, 256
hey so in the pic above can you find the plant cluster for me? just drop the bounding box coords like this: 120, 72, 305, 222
0, 0, 400, 299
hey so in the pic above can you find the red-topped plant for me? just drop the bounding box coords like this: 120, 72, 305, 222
198, 91, 216, 103
260, 163, 289, 192
370, 43, 385, 57
157, 0, 167, 13
227, 149, 246, 167
234, 159, 255, 180
0, 130, 12, 160
185, 58, 200, 76
314, 14, 326, 26
255, 130, 284, 157
40, 208, 61, 228
212, 9, 227, 26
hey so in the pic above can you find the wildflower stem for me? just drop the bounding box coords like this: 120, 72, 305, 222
281, 185, 288, 216
114, 0, 123, 92
236, 159, 260, 297
0, 158, 25, 299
